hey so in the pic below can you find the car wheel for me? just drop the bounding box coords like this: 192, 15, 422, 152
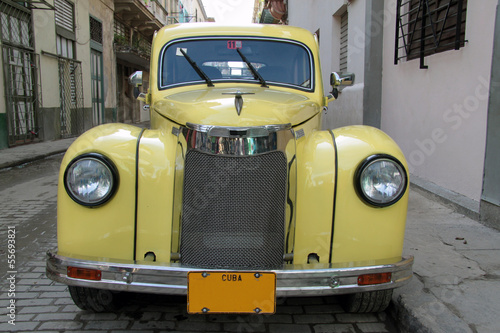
69, 286, 122, 312
341, 289, 393, 313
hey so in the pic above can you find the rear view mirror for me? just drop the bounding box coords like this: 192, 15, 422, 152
129, 71, 143, 87
129, 71, 146, 101
330, 72, 355, 99
331, 72, 355, 87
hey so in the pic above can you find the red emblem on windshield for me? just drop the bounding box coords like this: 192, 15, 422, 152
227, 40, 242, 49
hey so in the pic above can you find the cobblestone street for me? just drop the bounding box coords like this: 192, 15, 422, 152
0, 156, 397, 332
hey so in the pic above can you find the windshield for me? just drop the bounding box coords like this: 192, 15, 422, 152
159, 37, 313, 90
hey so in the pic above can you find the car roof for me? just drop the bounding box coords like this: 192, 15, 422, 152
154, 23, 317, 48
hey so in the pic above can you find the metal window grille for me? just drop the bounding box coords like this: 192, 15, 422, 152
54, 0, 74, 32
340, 10, 348, 73
114, 20, 129, 39
0, 1, 42, 146
131, 31, 152, 53
58, 58, 84, 138
0, 1, 33, 49
90, 16, 102, 44
2, 45, 41, 146
395, 0, 467, 68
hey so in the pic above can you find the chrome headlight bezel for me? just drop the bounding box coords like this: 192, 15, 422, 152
355, 154, 408, 208
64, 153, 119, 207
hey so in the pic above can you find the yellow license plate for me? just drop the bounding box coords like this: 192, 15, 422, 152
187, 271, 276, 314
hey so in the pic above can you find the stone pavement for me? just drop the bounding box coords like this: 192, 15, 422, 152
391, 190, 500, 333
1, 136, 499, 332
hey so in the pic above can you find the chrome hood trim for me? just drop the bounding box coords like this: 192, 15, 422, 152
181, 123, 293, 156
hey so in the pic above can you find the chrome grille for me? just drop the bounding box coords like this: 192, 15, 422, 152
180, 150, 287, 269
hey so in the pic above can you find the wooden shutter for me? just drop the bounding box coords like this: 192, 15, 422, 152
54, 0, 74, 32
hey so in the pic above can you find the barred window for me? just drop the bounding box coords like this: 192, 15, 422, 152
114, 20, 128, 38
0, 1, 33, 48
54, 0, 74, 32
395, 0, 467, 68
90, 16, 102, 44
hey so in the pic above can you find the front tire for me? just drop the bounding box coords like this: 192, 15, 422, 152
69, 286, 122, 312
341, 289, 393, 313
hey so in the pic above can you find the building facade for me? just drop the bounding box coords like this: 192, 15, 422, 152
261, 0, 500, 229
0, 0, 209, 149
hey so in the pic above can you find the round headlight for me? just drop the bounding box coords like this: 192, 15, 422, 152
64, 154, 119, 207
356, 155, 407, 207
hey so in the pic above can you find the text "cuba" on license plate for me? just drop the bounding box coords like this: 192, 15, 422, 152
187, 271, 276, 314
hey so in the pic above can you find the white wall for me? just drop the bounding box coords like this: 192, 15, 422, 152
329, 0, 365, 128
288, 0, 366, 128
381, 0, 495, 202
181, 0, 208, 22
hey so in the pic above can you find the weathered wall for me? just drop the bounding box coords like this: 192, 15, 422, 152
33, 1, 60, 140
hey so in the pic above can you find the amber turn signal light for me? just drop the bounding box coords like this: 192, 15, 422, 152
67, 267, 102, 281
357, 273, 392, 286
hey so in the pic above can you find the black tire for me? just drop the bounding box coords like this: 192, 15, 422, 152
341, 289, 393, 313
68, 286, 122, 312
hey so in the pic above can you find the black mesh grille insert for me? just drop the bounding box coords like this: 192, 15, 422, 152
180, 150, 287, 269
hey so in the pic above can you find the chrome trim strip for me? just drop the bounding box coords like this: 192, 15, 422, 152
181, 123, 294, 156
46, 251, 413, 297
186, 123, 292, 136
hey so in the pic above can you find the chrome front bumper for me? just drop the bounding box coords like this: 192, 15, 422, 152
46, 250, 413, 297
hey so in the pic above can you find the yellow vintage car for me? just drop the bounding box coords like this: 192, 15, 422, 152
46, 23, 413, 314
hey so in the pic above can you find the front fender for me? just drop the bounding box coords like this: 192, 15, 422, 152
332, 126, 409, 265
57, 122, 178, 262
294, 125, 409, 267
58, 124, 143, 260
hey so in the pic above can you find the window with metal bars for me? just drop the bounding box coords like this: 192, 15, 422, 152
0, 1, 33, 49
395, 0, 467, 68
90, 16, 102, 44
114, 20, 129, 39
114, 20, 130, 47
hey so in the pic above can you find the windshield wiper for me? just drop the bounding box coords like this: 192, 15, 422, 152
236, 49, 268, 88
179, 48, 214, 87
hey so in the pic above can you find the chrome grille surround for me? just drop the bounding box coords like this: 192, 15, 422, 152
175, 123, 296, 270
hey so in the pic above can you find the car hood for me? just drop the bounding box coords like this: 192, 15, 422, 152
152, 86, 321, 127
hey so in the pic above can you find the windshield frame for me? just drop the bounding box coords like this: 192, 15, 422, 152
157, 36, 315, 92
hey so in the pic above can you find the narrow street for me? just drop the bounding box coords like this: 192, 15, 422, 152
0, 156, 397, 332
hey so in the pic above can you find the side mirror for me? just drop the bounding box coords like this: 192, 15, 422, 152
330, 72, 355, 87
329, 72, 355, 99
129, 71, 143, 87
129, 71, 147, 102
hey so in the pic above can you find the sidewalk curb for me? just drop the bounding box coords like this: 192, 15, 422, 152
0, 149, 66, 170
0, 138, 75, 171
389, 271, 473, 333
